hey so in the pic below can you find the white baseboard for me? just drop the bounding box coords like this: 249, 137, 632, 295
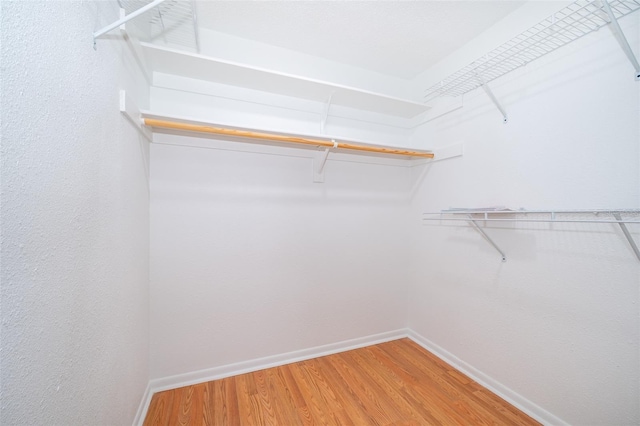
134, 328, 408, 426
132, 382, 152, 426
134, 328, 566, 426
407, 329, 567, 426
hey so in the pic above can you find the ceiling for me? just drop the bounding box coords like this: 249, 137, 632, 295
195, 1, 527, 80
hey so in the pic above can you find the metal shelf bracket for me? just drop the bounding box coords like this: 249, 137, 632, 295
477, 74, 507, 123
191, 0, 201, 53
93, 0, 167, 49
423, 209, 640, 262
601, 0, 640, 80
613, 213, 640, 259
320, 92, 335, 134
467, 215, 507, 262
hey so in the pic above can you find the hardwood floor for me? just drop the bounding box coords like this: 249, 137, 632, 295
143, 338, 540, 425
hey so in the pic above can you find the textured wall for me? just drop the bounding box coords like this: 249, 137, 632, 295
3, 2, 636, 424
149, 134, 411, 379
1, 2, 150, 425
409, 13, 640, 425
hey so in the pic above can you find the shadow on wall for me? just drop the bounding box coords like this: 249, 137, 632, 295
150, 139, 425, 205
152, 182, 413, 206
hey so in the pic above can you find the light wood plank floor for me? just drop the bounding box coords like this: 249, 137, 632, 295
144, 338, 540, 425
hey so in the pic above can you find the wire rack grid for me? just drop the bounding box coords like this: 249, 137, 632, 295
118, 0, 199, 51
423, 0, 640, 103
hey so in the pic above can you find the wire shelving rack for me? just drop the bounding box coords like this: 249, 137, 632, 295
93, 0, 199, 52
423, 0, 640, 104
423, 209, 640, 262
118, 0, 199, 51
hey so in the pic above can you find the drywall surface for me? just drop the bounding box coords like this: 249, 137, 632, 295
196, 2, 525, 81
149, 134, 412, 379
196, 29, 416, 101
409, 13, 640, 425
1, 2, 150, 425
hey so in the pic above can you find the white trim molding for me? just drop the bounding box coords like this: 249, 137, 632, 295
134, 329, 408, 426
407, 330, 568, 426
132, 382, 153, 426
134, 328, 567, 426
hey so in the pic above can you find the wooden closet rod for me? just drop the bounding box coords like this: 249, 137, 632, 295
143, 118, 435, 159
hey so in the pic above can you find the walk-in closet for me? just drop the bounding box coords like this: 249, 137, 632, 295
1, 1, 639, 424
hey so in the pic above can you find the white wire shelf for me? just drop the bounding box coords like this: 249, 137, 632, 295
423, 209, 640, 262
93, 0, 199, 51
119, 0, 199, 51
424, 0, 640, 103
425, 208, 640, 223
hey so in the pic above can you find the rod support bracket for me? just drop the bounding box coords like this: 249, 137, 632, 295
313, 140, 338, 183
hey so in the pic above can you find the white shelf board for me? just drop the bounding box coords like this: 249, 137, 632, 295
140, 42, 430, 119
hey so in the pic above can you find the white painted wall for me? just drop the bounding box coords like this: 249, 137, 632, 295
164, 29, 416, 101
149, 133, 412, 379
1, 2, 150, 425
148, 5, 639, 423
3, 1, 632, 423
409, 12, 640, 425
